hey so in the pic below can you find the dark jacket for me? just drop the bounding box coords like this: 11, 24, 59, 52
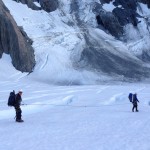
15, 93, 22, 108
132, 94, 139, 105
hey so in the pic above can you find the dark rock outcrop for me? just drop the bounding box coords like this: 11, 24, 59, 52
93, 4, 123, 38
113, 0, 142, 27
100, 0, 112, 4
40, 0, 59, 12
139, 0, 150, 8
96, 0, 143, 38
14, 0, 41, 10
113, 0, 137, 10
112, 8, 141, 27
0, 0, 35, 72
15, 0, 59, 12
96, 10, 123, 37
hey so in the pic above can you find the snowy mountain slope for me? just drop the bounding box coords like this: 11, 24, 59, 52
0, 54, 27, 81
2, 0, 150, 84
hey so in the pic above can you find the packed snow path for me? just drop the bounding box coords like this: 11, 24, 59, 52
0, 80, 150, 150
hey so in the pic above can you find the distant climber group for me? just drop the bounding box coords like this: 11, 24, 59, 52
7, 89, 141, 123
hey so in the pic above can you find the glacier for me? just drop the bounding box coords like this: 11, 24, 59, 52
2, 0, 150, 84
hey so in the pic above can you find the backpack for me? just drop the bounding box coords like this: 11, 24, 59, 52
128, 93, 133, 102
8, 91, 16, 106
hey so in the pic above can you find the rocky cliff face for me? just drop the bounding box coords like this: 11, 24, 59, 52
97, 0, 143, 36
40, 0, 59, 12
15, 0, 58, 12
140, 0, 150, 8
99, 0, 150, 33
0, 0, 35, 72
15, 0, 41, 11
95, 0, 150, 62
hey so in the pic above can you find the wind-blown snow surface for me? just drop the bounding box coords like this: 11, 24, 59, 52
0, 54, 150, 150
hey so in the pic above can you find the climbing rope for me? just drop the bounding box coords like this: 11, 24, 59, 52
21, 102, 131, 108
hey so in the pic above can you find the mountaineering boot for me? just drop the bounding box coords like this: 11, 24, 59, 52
16, 119, 24, 122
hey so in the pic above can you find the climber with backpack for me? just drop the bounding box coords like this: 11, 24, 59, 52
128, 92, 139, 112
8, 90, 24, 122
14, 90, 24, 122
132, 93, 139, 112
